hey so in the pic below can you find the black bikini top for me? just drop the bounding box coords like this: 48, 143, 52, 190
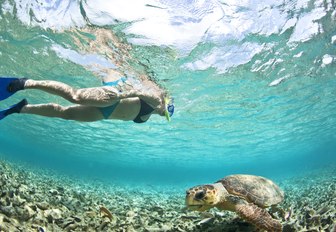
133, 99, 155, 123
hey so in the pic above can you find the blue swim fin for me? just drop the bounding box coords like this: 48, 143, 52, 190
0, 99, 28, 120
0, 77, 27, 101
0, 77, 18, 100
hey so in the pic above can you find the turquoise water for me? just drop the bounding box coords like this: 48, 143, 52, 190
0, 0, 335, 188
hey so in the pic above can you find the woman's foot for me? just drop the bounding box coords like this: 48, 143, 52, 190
0, 77, 27, 101
0, 99, 28, 120
7, 78, 28, 92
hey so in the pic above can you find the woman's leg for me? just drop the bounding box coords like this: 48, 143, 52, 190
24, 79, 120, 107
21, 104, 105, 122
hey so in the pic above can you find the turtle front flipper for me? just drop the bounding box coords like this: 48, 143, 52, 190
236, 203, 282, 232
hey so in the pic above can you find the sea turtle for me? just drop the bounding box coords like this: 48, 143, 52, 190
185, 174, 284, 232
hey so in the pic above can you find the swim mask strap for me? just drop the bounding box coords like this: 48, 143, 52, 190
164, 97, 174, 121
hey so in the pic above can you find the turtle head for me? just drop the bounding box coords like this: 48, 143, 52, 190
185, 183, 222, 211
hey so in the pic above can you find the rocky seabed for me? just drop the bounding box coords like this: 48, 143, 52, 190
0, 161, 335, 232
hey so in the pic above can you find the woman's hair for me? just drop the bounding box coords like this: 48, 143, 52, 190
123, 59, 169, 97
75, 27, 169, 97
134, 60, 166, 90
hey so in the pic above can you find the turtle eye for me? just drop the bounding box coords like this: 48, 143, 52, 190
194, 190, 206, 200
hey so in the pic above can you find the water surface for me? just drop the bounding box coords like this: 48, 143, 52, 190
0, 0, 335, 187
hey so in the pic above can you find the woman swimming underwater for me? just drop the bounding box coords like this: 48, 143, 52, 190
0, 75, 174, 123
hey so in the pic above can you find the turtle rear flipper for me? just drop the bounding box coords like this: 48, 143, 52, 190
236, 203, 282, 232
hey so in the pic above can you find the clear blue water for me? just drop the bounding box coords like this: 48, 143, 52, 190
0, 0, 335, 188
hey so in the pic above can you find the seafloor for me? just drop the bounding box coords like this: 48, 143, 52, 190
0, 160, 335, 232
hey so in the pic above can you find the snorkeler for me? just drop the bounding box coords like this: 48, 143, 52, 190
0, 76, 174, 123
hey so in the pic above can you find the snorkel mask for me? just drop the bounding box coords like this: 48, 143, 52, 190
164, 97, 174, 121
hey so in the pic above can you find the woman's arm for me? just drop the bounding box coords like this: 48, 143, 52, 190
117, 90, 162, 109
138, 92, 163, 109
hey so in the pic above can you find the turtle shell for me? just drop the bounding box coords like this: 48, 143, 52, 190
217, 174, 284, 207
